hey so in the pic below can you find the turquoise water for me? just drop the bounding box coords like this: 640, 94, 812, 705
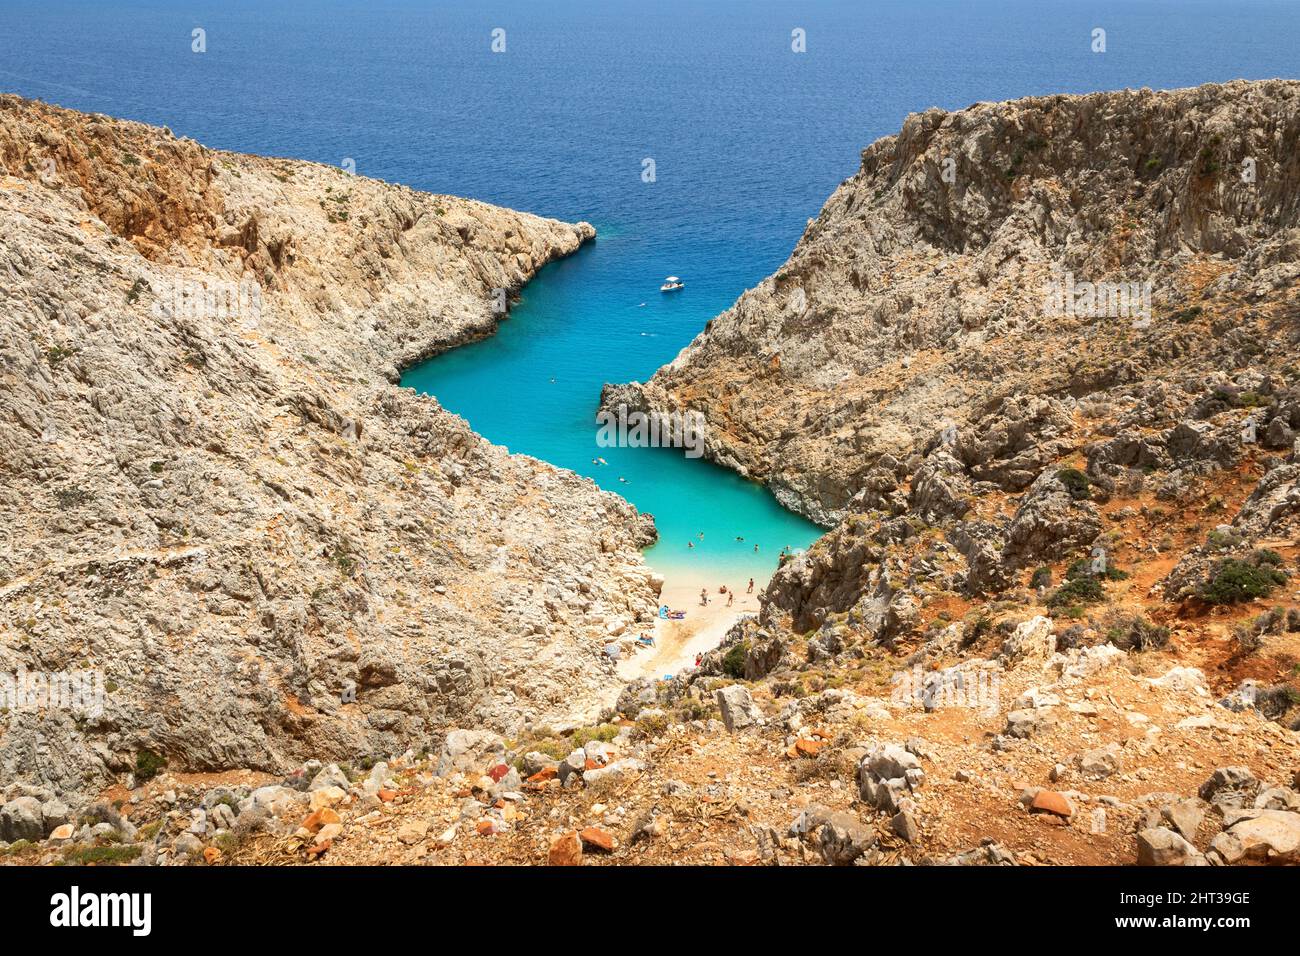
401, 240, 823, 581
6, 0, 1298, 577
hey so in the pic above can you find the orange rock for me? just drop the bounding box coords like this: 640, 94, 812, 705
202, 846, 221, 865
527, 767, 558, 783
795, 738, 827, 757
475, 819, 496, 836
377, 789, 397, 802
1030, 790, 1075, 818
584, 758, 601, 771
548, 831, 583, 866
306, 838, 332, 859
302, 807, 341, 832
579, 826, 616, 852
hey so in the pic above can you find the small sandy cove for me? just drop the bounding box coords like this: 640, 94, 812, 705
615, 567, 763, 683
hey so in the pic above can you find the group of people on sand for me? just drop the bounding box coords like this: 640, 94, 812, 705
697, 578, 756, 607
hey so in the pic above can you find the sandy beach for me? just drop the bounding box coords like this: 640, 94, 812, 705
616, 566, 764, 683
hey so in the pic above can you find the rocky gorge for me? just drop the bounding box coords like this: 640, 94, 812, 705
3, 80, 1300, 868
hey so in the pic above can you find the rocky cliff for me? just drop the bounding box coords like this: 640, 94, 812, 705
0, 95, 659, 798
557, 80, 1300, 868
615, 79, 1300, 526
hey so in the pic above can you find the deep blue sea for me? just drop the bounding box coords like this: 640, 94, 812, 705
5, 0, 1298, 580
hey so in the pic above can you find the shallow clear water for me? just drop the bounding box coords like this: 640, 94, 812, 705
401, 241, 822, 581
6, 0, 1297, 580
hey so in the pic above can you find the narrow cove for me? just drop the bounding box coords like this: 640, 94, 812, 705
402, 234, 823, 674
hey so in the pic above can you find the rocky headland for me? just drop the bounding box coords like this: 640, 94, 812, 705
0, 94, 660, 810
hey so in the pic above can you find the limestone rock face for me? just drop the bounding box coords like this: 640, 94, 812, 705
626, 80, 1300, 653
0, 95, 656, 796
614, 80, 1300, 526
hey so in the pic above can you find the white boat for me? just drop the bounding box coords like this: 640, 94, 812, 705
660, 275, 684, 292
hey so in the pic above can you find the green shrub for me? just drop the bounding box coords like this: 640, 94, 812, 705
961, 613, 993, 648
63, 844, 142, 866
570, 724, 619, 749
635, 712, 669, 738
46, 345, 79, 366
1201, 559, 1287, 605
1106, 615, 1171, 652
721, 641, 749, 679
1066, 558, 1128, 582
126, 277, 150, 304
135, 749, 166, 783
1207, 528, 1243, 550
1048, 577, 1105, 608
1197, 146, 1220, 176
1030, 567, 1053, 589
1057, 468, 1091, 501
1253, 548, 1284, 567
1169, 306, 1203, 323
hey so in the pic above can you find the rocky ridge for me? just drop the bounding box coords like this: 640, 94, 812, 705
0, 95, 659, 800
610, 79, 1300, 526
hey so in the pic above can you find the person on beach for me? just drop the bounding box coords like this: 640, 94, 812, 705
699, 588, 708, 606
747, 577, 754, 593
727, 589, 734, 607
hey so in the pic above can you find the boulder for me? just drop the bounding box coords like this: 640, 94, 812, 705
435, 729, 505, 777
1209, 809, 1300, 864
1005, 708, 1055, 739
1198, 766, 1259, 809
0, 797, 43, 843
715, 685, 763, 732
858, 743, 924, 812
790, 805, 877, 865
1001, 469, 1101, 568
1136, 827, 1203, 866
1000, 616, 1056, 665
1030, 790, 1074, 818
582, 758, 644, 790
308, 764, 349, 792
1079, 743, 1122, 779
